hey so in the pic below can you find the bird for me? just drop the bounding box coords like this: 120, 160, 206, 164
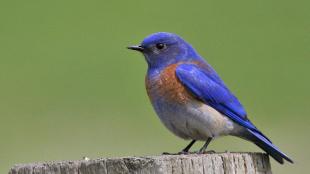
127, 32, 293, 164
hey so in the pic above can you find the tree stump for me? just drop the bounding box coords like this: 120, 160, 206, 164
9, 152, 272, 174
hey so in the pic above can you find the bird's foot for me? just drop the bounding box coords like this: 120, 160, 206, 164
196, 150, 216, 154
162, 151, 192, 155
178, 151, 191, 155
162, 152, 176, 155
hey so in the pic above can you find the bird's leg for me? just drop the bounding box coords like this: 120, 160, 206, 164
178, 140, 196, 154
198, 137, 213, 154
162, 140, 196, 155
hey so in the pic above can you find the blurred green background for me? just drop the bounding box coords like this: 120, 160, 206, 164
0, 0, 308, 173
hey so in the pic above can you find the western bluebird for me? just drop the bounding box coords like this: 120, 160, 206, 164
128, 32, 293, 164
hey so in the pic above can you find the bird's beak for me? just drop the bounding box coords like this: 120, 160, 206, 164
127, 45, 144, 52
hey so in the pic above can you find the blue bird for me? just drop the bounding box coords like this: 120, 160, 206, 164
128, 32, 293, 164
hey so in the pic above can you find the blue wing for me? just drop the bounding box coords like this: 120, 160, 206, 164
175, 63, 257, 131
176, 63, 293, 164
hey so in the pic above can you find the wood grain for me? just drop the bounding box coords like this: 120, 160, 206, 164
9, 152, 272, 174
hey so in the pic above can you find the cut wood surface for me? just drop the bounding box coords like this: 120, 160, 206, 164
9, 152, 271, 174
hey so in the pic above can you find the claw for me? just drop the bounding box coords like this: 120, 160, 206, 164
195, 150, 216, 154
162, 152, 173, 155
162, 151, 192, 155
178, 151, 190, 155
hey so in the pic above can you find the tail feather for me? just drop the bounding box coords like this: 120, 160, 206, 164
247, 129, 293, 164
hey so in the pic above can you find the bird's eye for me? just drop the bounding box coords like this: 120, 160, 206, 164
155, 43, 166, 50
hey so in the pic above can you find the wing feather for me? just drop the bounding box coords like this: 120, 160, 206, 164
176, 64, 258, 131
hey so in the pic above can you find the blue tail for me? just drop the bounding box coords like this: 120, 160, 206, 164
247, 129, 293, 164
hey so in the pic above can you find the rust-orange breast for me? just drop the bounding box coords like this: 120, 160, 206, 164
145, 63, 195, 104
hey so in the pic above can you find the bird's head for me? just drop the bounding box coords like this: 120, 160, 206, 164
128, 32, 200, 69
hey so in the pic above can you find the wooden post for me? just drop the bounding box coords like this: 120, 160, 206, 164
9, 152, 271, 174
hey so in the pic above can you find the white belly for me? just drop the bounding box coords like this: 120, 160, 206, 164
153, 100, 243, 140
